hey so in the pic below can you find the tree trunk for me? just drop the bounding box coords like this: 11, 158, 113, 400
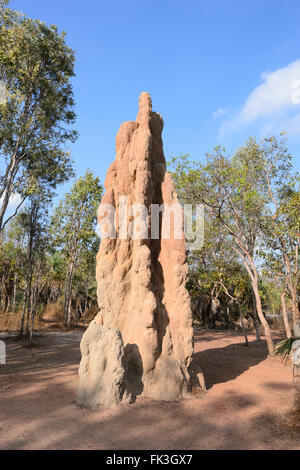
29, 284, 38, 343
225, 306, 230, 329
25, 293, 31, 338
253, 281, 274, 356
239, 313, 249, 347
291, 298, 300, 333
255, 319, 261, 342
1, 274, 6, 311
5, 296, 10, 314
83, 293, 88, 327
12, 272, 17, 312
67, 291, 73, 328
64, 258, 75, 328
283, 253, 299, 332
19, 283, 28, 337
281, 292, 292, 339
0, 154, 20, 233
251, 288, 260, 342
240, 249, 274, 355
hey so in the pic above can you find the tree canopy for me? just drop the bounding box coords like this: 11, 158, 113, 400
0, 1, 77, 230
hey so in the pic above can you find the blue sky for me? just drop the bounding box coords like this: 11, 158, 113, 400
10, 0, 300, 200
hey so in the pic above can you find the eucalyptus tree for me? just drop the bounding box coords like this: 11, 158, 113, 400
260, 139, 299, 333
71, 242, 99, 325
187, 217, 244, 325
170, 137, 289, 356
187, 215, 255, 334
0, 1, 76, 231
12, 186, 52, 338
51, 171, 103, 328
0, 232, 25, 313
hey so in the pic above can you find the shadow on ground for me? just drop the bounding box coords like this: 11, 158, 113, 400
194, 337, 268, 389
0, 330, 298, 450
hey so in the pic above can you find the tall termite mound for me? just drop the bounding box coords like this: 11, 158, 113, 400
77, 92, 205, 408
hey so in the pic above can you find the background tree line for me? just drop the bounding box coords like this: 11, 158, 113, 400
0, 1, 102, 337
0, 1, 299, 355
170, 135, 299, 356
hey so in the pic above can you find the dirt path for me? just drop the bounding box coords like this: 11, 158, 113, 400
0, 329, 299, 450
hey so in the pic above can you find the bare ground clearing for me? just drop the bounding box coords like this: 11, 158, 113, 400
0, 329, 299, 450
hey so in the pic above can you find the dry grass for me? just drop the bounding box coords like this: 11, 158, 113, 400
0, 302, 99, 333
42, 301, 64, 323
286, 404, 300, 430
0, 310, 45, 332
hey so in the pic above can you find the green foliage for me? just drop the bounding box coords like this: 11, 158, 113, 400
0, 3, 101, 332
170, 136, 298, 344
275, 337, 300, 363
50, 170, 103, 326
51, 170, 103, 259
0, 1, 76, 229
170, 137, 295, 249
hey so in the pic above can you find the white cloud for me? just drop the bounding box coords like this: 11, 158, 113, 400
0, 193, 23, 211
212, 107, 230, 119
220, 59, 300, 137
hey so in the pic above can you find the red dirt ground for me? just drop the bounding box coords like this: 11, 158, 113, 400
0, 329, 299, 450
